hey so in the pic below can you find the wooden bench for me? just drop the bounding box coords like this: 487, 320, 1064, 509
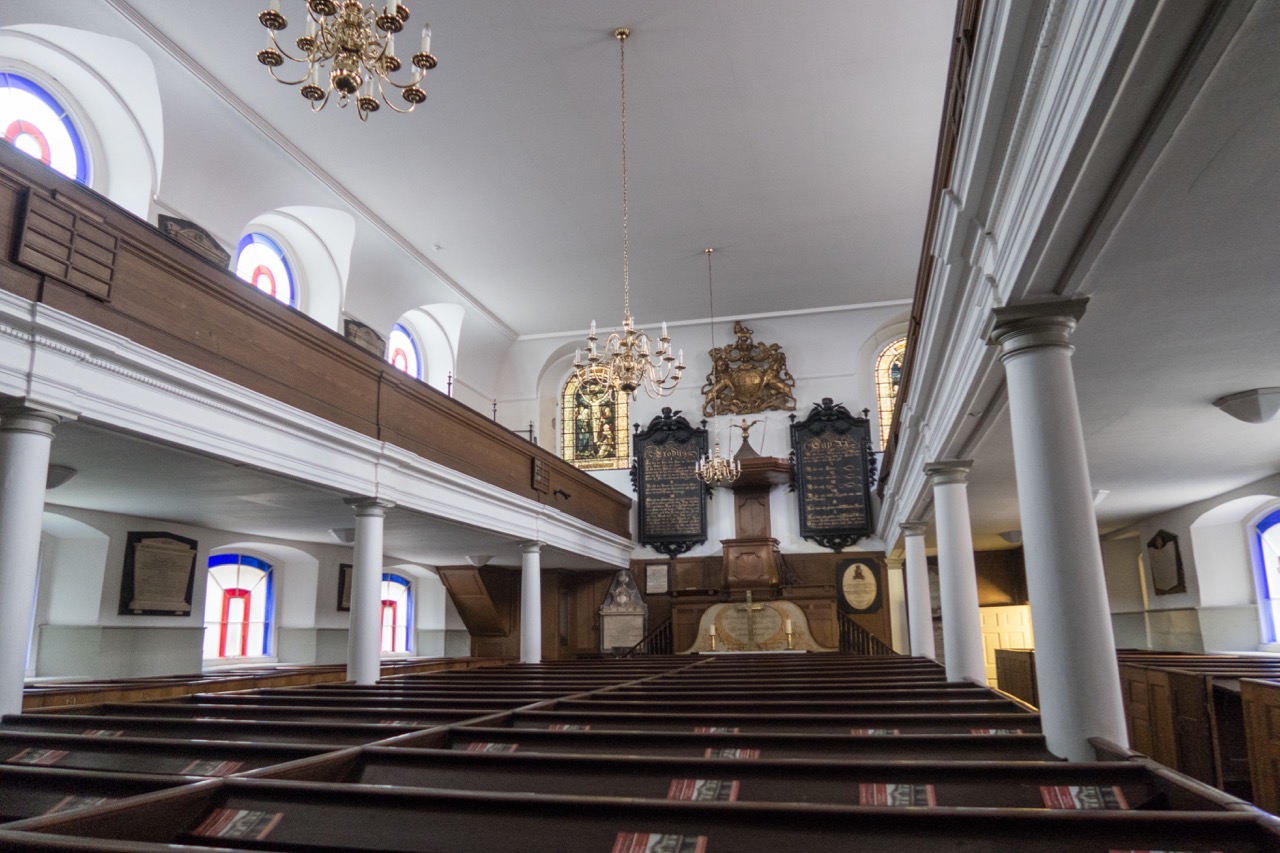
4, 777, 1278, 852
0, 731, 339, 776
0, 714, 438, 746
0, 766, 196, 824
245, 742, 1253, 811
411, 725, 1058, 760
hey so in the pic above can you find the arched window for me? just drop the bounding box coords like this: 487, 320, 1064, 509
0, 72, 88, 182
1256, 509, 1280, 643
381, 572, 412, 654
235, 232, 297, 308
561, 371, 629, 470
874, 337, 907, 449
202, 554, 274, 659
387, 322, 423, 380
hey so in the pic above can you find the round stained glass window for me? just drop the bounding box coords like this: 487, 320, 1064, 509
0, 72, 88, 182
387, 323, 422, 380
235, 232, 296, 307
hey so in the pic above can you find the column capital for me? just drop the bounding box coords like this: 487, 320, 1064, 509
519, 541, 544, 554
885, 555, 905, 572
924, 459, 973, 485
984, 297, 1089, 357
900, 522, 928, 537
343, 497, 395, 517
0, 404, 64, 438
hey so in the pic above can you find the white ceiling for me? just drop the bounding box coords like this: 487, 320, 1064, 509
104, 0, 954, 338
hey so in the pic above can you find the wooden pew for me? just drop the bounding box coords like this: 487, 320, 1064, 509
0, 731, 339, 776
247, 743, 1253, 811
409, 725, 1058, 760
499, 708, 1041, 735
0, 766, 197, 823
0, 714, 434, 746
4, 777, 1279, 853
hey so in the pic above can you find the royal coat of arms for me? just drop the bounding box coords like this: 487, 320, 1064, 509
701, 322, 797, 417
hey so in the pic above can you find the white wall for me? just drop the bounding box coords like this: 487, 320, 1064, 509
500, 304, 909, 561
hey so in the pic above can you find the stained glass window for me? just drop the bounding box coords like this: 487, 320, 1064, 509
202, 554, 273, 659
875, 337, 907, 449
561, 370, 629, 471
235, 232, 296, 307
380, 573, 412, 654
0, 73, 88, 182
387, 323, 422, 380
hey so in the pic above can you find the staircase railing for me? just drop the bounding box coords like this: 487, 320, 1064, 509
624, 617, 673, 657
838, 612, 896, 656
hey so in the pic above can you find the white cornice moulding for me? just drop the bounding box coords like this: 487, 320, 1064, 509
516, 299, 914, 343
6, 296, 631, 568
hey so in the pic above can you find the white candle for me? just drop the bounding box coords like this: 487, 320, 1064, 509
661, 321, 668, 339
677, 349, 684, 368
268, 0, 280, 12
785, 618, 793, 633
421, 23, 432, 54
306, 16, 316, 37
590, 320, 596, 337
708, 625, 716, 637
387, 0, 398, 14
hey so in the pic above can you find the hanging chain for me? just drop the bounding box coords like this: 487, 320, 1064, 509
618, 28, 631, 320
706, 248, 718, 420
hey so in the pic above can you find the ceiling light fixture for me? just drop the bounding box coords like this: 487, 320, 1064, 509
573, 28, 684, 401
256, 0, 437, 121
696, 248, 739, 488
1213, 388, 1280, 424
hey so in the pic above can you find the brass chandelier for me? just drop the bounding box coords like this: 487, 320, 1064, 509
695, 248, 740, 488
256, 0, 437, 120
572, 28, 684, 401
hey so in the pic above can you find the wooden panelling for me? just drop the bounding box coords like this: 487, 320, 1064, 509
0, 144, 631, 539
994, 648, 1038, 707
437, 568, 511, 638
1243, 678, 1280, 814
16, 189, 117, 300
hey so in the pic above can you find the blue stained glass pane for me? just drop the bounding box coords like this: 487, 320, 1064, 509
236, 232, 296, 307
387, 323, 422, 380
0, 72, 88, 182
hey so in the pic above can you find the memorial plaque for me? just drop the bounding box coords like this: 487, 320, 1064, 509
599, 570, 648, 652
337, 563, 353, 612
790, 398, 873, 551
118, 531, 198, 616
837, 558, 883, 614
632, 408, 708, 558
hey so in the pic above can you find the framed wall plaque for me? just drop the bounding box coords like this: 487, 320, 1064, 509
790, 398, 874, 551
117, 531, 198, 616
1146, 529, 1186, 595
632, 407, 708, 558
836, 558, 883, 614
337, 563, 353, 611
644, 561, 670, 595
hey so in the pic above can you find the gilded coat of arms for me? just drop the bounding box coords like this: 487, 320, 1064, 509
702, 322, 796, 417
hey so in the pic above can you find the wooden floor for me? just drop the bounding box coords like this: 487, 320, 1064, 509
1, 654, 1278, 851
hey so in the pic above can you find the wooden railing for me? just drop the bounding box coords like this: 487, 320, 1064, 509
624, 618, 673, 657
838, 612, 896, 656
0, 144, 631, 537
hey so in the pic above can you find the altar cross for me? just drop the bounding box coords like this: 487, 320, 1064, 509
734, 590, 767, 649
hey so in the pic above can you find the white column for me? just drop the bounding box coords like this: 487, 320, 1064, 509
519, 541, 543, 664
344, 497, 394, 685
924, 460, 985, 684
900, 522, 936, 660
0, 405, 61, 715
987, 297, 1126, 760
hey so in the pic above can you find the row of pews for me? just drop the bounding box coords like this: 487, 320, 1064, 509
21, 658, 493, 710
0, 654, 1278, 851
997, 648, 1280, 813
